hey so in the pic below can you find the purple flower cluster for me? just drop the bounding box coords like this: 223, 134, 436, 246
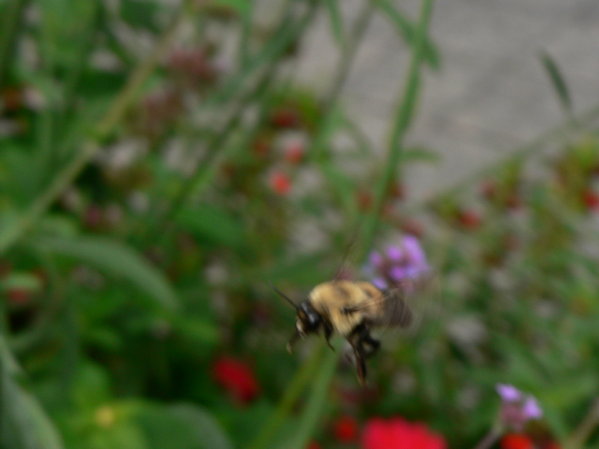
496, 383, 543, 430
365, 236, 430, 290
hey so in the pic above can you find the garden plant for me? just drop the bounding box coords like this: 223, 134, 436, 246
1, 1, 598, 449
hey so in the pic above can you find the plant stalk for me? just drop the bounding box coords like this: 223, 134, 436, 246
360, 0, 435, 258
472, 427, 502, 449
564, 397, 599, 449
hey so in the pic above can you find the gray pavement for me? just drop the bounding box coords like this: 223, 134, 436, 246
291, 0, 599, 201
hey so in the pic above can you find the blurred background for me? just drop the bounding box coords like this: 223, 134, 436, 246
1, 1, 599, 449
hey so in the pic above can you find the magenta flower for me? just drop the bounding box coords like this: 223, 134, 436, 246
522, 397, 542, 420
495, 383, 543, 430
365, 236, 430, 290
496, 384, 523, 402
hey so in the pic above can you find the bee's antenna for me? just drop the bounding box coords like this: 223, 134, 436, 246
270, 283, 298, 309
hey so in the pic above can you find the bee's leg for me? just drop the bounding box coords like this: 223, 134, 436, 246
360, 332, 380, 358
286, 329, 301, 353
323, 322, 335, 351
352, 344, 367, 386
348, 324, 368, 385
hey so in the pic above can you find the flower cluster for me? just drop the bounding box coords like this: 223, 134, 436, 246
365, 236, 430, 290
362, 417, 446, 449
212, 356, 260, 404
501, 434, 561, 449
332, 415, 359, 442
496, 384, 543, 431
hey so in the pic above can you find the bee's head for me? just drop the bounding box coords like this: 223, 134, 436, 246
271, 284, 320, 353
296, 300, 321, 336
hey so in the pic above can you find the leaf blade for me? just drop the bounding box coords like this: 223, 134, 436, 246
33, 235, 178, 311
376, 0, 440, 70
540, 51, 572, 114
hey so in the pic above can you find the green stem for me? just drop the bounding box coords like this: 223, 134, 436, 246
210, 0, 317, 106
284, 348, 338, 449
0, 1, 190, 255
247, 343, 327, 449
564, 397, 599, 449
0, 0, 30, 88
472, 426, 502, 449
310, 1, 374, 220
360, 0, 435, 257
320, 1, 374, 112
237, 1, 253, 68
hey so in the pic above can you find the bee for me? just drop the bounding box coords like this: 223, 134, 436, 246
274, 280, 414, 385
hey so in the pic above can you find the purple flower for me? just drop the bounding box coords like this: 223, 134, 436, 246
495, 383, 543, 430
369, 251, 384, 268
522, 397, 543, 420
403, 235, 428, 268
496, 384, 523, 402
372, 277, 388, 290
364, 236, 429, 290
386, 246, 403, 262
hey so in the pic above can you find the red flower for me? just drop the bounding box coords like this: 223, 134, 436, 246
362, 417, 446, 449
505, 194, 523, 211
501, 434, 534, 449
542, 442, 561, 449
0, 260, 11, 278
83, 205, 104, 230
400, 218, 424, 238
167, 48, 218, 84
582, 189, 599, 211
356, 190, 373, 211
388, 182, 405, 200
457, 209, 482, 229
480, 181, 497, 200
212, 356, 260, 404
269, 171, 292, 195
306, 442, 322, 449
252, 138, 271, 157
7, 289, 32, 305
270, 107, 301, 129
333, 415, 359, 442
284, 143, 304, 164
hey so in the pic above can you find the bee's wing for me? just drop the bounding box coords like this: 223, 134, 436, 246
385, 271, 443, 337
378, 287, 414, 328
346, 271, 442, 334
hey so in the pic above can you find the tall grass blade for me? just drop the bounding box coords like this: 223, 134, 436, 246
376, 0, 440, 70
1, 374, 65, 449
32, 236, 179, 311
540, 51, 573, 115
280, 347, 338, 449
323, 0, 345, 48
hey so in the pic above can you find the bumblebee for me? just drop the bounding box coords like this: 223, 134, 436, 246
275, 280, 413, 385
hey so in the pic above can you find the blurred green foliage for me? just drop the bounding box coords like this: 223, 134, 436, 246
1, 1, 598, 449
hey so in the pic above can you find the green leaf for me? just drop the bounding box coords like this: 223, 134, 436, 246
1, 374, 65, 449
540, 51, 572, 114
0, 272, 42, 292
176, 205, 246, 249
0, 334, 20, 376
258, 252, 330, 287
323, 0, 345, 48
376, 0, 440, 70
32, 235, 178, 311
39, 0, 97, 70
136, 403, 233, 449
211, 0, 250, 16
120, 0, 163, 32
401, 146, 441, 164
